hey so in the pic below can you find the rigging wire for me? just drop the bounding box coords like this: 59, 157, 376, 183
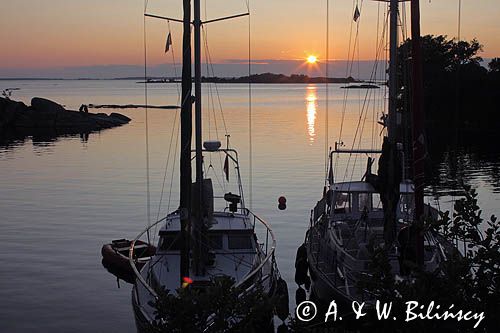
246, 0, 253, 209
200, 29, 228, 135
341, 2, 387, 175
155, 23, 178, 206
348, 0, 363, 77
371, 1, 382, 152
335, 0, 360, 181
166, 123, 180, 215
153, 17, 182, 244
457, 0, 462, 41
153, 113, 180, 246
356, 1, 363, 155
337, 6, 390, 188
202, 0, 213, 161
325, 0, 330, 184
199, 24, 227, 195
167, 19, 182, 104
202, 3, 213, 166
356, 1, 364, 124
155, 106, 179, 222
201, 25, 228, 195
143, 0, 151, 244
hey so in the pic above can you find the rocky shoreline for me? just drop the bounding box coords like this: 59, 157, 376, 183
0, 97, 131, 131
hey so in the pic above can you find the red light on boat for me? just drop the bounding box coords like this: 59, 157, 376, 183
182, 276, 193, 288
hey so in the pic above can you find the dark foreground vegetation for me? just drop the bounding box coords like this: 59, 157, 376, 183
399, 35, 500, 136
148, 187, 499, 332
290, 186, 499, 332
149, 276, 279, 333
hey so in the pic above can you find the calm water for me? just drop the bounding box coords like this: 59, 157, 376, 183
1, 80, 499, 332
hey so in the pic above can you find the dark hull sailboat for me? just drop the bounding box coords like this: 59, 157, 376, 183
300, 0, 459, 311
304, 183, 446, 306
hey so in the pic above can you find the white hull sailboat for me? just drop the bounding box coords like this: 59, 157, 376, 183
123, 0, 287, 331
131, 148, 284, 331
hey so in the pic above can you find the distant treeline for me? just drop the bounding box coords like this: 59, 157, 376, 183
399, 35, 500, 136
202, 73, 359, 84
144, 73, 360, 84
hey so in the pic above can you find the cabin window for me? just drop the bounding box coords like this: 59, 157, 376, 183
372, 193, 382, 210
160, 234, 182, 251
208, 234, 223, 250
358, 193, 371, 211
334, 192, 351, 212
399, 194, 415, 215
228, 234, 253, 250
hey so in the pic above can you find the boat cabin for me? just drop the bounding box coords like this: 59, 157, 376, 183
158, 225, 256, 255
329, 180, 415, 222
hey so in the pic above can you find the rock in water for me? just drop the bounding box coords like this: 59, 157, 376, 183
0, 96, 131, 130
31, 97, 66, 114
0, 97, 131, 143
110, 113, 131, 123
0, 98, 26, 128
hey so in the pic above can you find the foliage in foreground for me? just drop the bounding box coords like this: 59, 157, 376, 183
358, 186, 500, 331
149, 276, 276, 333
289, 186, 499, 332
397, 35, 500, 133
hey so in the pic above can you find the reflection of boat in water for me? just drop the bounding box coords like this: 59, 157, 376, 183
100, 0, 288, 331
298, 0, 460, 312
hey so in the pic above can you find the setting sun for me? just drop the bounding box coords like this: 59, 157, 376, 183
307, 55, 318, 64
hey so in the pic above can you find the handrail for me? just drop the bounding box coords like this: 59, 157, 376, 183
129, 218, 166, 299
128, 208, 276, 300
234, 209, 276, 289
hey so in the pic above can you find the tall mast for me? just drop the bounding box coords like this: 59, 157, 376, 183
194, 0, 203, 194
410, 0, 425, 265
388, 0, 399, 143
180, 0, 192, 283
193, 0, 205, 275
379, 0, 401, 246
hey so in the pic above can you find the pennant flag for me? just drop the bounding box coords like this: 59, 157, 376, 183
165, 32, 172, 53
223, 155, 229, 181
353, 5, 361, 22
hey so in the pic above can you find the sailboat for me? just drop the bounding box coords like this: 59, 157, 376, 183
299, 0, 457, 309
122, 1, 287, 331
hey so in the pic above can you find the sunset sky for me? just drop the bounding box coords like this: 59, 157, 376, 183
1, 0, 499, 77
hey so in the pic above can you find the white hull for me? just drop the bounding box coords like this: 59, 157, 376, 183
130, 209, 281, 331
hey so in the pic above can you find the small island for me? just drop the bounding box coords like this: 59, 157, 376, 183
143, 73, 361, 84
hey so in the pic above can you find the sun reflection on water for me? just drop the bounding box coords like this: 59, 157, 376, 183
306, 85, 317, 144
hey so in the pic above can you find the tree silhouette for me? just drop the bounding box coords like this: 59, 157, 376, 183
488, 57, 500, 72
